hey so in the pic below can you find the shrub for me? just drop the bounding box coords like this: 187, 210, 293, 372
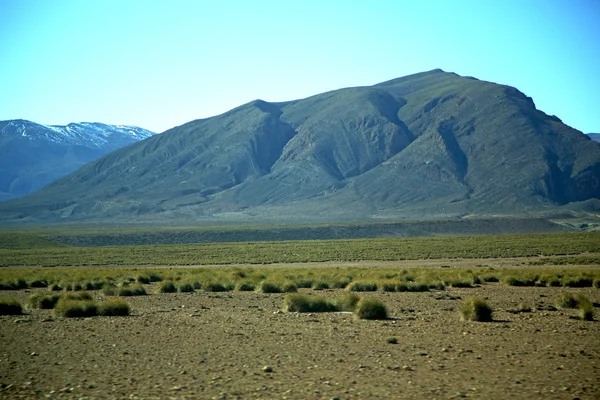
282, 293, 335, 313
178, 283, 195, 293
0, 298, 22, 315
312, 281, 330, 290
204, 282, 229, 292
354, 298, 388, 320
406, 283, 429, 292
49, 283, 63, 291
83, 281, 105, 291
449, 280, 473, 288
593, 279, 600, 289
157, 281, 177, 293
380, 281, 398, 292
29, 279, 48, 288
26, 292, 61, 309
331, 278, 352, 289
562, 277, 593, 288
0, 279, 28, 290
503, 277, 536, 287
460, 297, 493, 322
235, 281, 255, 291
118, 285, 147, 296
101, 284, 118, 296
294, 279, 313, 289
346, 281, 377, 292
281, 281, 298, 293
255, 281, 282, 294
332, 293, 360, 312
482, 276, 499, 283
136, 275, 151, 284
556, 292, 578, 309
99, 299, 130, 316
576, 295, 594, 321
387, 337, 398, 344
63, 291, 93, 301
54, 299, 98, 318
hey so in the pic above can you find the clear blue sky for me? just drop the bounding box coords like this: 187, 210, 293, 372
1, 0, 599, 133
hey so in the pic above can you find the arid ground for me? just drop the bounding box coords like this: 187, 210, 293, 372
1, 260, 599, 400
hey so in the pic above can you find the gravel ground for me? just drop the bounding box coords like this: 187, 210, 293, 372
1, 282, 599, 399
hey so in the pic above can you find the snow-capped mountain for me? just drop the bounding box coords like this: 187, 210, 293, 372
0, 119, 156, 201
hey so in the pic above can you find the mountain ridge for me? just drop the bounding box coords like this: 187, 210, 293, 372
1, 70, 599, 224
0, 120, 155, 201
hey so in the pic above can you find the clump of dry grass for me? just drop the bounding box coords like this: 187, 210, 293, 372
460, 297, 493, 322
99, 299, 131, 316
354, 298, 388, 320
0, 298, 22, 315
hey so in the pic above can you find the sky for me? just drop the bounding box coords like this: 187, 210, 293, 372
1, 0, 599, 134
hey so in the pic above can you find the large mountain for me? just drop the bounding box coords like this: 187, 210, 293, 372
1, 69, 599, 224
0, 120, 155, 201
589, 133, 600, 143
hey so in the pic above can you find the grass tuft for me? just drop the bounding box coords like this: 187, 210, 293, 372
346, 281, 377, 292
157, 281, 177, 293
460, 297, 493, 322
576, 295, 594, 321
118, 285, 147, 296
0, 298, 23, 315
255, 281, 282, 294
332, 293, 361, 312
54, 299, 98, 318
354, 298, 388, 320
99, 298, 131, 316
26, 292, 61, 309
556, 292, 578, 309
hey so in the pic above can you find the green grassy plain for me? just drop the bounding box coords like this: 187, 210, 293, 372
1, 231, 599, 267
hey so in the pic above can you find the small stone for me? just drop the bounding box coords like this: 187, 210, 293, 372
30, 352, 38, 356
262, 366, 273, 373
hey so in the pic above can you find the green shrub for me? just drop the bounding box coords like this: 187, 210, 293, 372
157, 281, 177, 293
354, 298, 388, 320
460, 297, 493, 322
406, 283, 429, 292
556, 292, 578, 309
312, 280, 330, 290
576, 295, 594, 321
178, 282, 195, 293
482, 276, 499, 283
449, 280, 473, 288
49, 283, 63, 291
29, 279, 48, 288
255, 281, 282, 293
0, 279, 28, 290
331, 278, 352, 289
83, 281, 104, 291
503, 277, 536, 287
234, 281, 255, 291
204, 282, 229, 292
0, 298, 22, 315
118, 285, 147, 296
63, 291, 93, 301
346, 281, 377, 292
562, 277, 593, 288
380, 281, 398, 292
593, 279, 600, 289
54, 299, 98, 318
281, 281, 298, 293
99, 299, 130, 316
282, 293, 335, 313
294, 279, 313, 289
136, 275, 151, 284
26, 292, 61, 309
332, 293, 360, 312
387, 337, 398, 344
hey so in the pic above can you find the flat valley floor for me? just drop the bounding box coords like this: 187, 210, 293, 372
1, 263, 599, 399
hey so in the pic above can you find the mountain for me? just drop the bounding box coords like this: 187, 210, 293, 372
588, 133, 600, 143
0, 120, 155, 201
1, 69, 599, 224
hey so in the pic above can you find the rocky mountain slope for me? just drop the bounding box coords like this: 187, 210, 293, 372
1, 70, 599, 224
0, 120, 155, 201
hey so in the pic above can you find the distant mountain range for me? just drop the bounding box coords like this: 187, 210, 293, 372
588, 133, 600, 143
0, 120, 155, 201
1, 69, 599, 224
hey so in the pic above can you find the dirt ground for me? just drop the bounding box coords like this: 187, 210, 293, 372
1, 269, 599, 399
